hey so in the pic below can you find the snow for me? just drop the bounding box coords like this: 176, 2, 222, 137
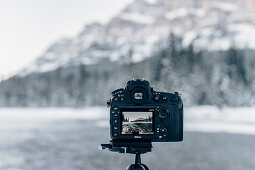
210, 37, 232, 51
0, 107, 106, 142
119, 12, 155, 25
182, 31, 197, 47
166, 8, 188, 20
229, 23, 255, 49
211, 1, 238, 12
186, 106, 255, 135
0, 107, 107, 132
1, 106, 255, 137
183, 23, 255, 51
145, 0, 157, 4
166, 8, 205, 20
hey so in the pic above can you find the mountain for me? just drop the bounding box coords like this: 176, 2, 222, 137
20, 0, 255, 76
1, 0, 255, 107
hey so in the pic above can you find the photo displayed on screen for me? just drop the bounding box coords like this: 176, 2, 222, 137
121, 111, 154, 135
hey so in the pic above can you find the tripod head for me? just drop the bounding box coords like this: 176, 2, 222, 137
100, 140, 152, 170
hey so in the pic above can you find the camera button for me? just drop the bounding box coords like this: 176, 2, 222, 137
153, 94, 160, 102
162, 96, 168, 102
160, 128, 167, 134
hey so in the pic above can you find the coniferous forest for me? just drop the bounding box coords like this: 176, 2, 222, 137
0, 34, 255, 107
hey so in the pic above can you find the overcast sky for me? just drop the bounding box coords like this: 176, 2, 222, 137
123, 112, 152, 122
0, 0, 132, 80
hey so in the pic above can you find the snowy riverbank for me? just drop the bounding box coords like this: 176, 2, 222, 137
1, 106, 255, 136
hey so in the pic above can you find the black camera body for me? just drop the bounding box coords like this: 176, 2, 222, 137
108, 79, 183, 142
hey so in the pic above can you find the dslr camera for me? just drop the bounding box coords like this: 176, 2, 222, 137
107, 79, 183, 142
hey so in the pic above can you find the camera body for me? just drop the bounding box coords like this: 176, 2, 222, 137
108, 79, 183, 142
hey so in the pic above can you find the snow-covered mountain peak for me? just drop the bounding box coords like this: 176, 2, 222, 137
19, 0, 255, 76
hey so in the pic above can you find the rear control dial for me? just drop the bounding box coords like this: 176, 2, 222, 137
159, 108, 169, 119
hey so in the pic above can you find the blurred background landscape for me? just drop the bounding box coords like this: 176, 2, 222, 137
0, 0, 255, 169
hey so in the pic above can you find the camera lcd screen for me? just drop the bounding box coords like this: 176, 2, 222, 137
121, 111, 154, 135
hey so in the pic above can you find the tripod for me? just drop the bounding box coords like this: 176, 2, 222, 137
100, 141, 152, 170
126, 152, 149, 170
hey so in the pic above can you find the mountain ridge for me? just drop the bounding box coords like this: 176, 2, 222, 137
19, 0, 255, 76
1, 0, 255, 107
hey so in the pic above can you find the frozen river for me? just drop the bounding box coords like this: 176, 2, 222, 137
0, 106, 255, 170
